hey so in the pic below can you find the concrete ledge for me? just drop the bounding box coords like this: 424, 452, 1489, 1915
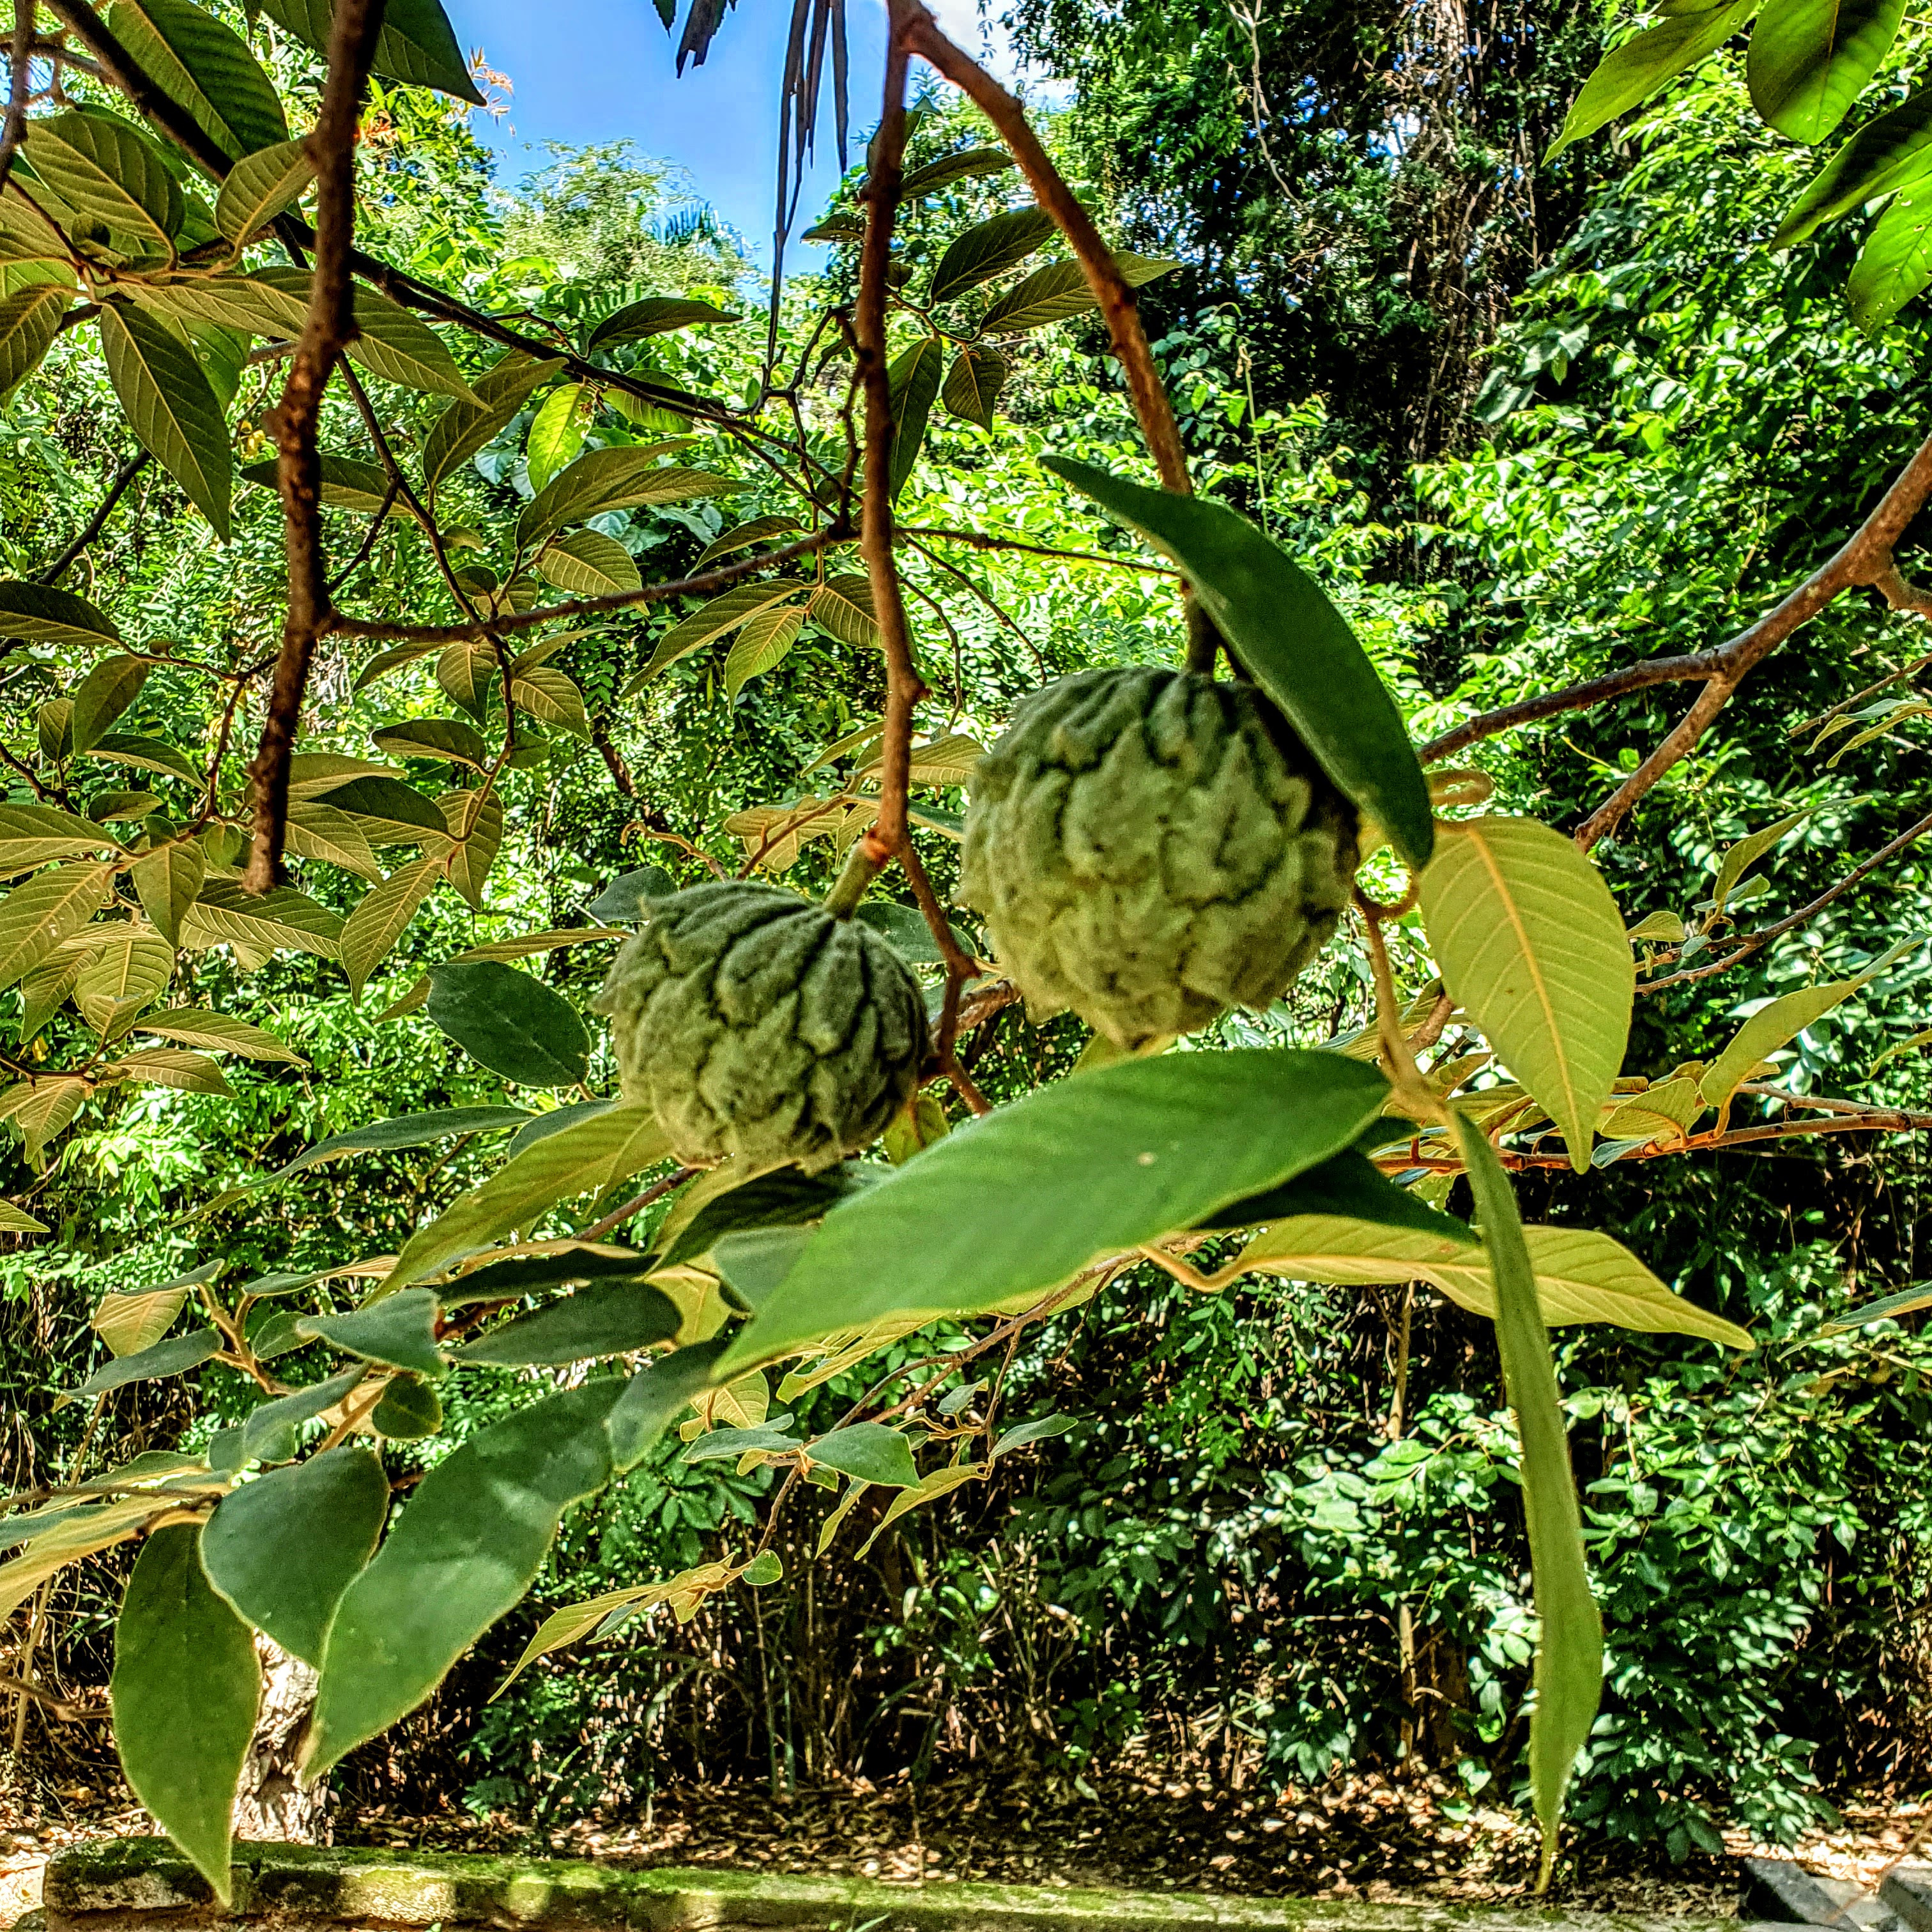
42, 1840, 1735, 1932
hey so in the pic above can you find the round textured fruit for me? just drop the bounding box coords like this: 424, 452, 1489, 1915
959, 665, 1358, 1048
595, 882, 930, 1172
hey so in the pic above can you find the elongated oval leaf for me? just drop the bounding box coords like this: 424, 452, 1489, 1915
256, 0, 484, 103
135, 1007, 303, 1063
981, 252, 1178, 333
930, 206, 1055, 303
0, 581, 120, 649
518, 447, 738, 547
721, 1048, 1388, 1370
214, 137, 316, 241
1044, 456, 1432, 868
1417, 817, 1632, 1172
587, 296, 739, 348
98, 303, 231, 538
1848, 179, 1932, 328
1777, 86, 1932, 245
533, 528, 642, 597
887, 336, 944, 502
900, 146, 1016, 198
1747, 0, 1905, 141
525, 381, 586, 491
340, 857, 440, 1000
27, 111, 182, 253
425, 958, 590, 1087
180, 880, 342, 960
265, 1105, 529, 1184
724, 603, 806, 700
104, 0, 288, 160
111, 1526, 258, 1903
1457, 1119, 1602, 1885
305, 1378, 622, 1778
636, 580, 802, 684
941, 345, 1008, 427
453, 1278, 682, 1365
201, 1448, 387, 1666
0, 281, 71, 399
299, 1286, 444, 1374
421, 351, 564, 500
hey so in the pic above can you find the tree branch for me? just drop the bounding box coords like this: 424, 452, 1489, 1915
241, 0, 385, 894
0, 0, 33, 199
35, 451, 148, 587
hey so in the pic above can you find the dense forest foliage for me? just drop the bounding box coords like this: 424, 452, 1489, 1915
2, 0, 1932, 1889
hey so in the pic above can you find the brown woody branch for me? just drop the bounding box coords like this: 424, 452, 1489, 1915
0, 0, 33, 199
1639, 804, 1932, 992
241, 0, 386, 894
900, 524, 1182, 576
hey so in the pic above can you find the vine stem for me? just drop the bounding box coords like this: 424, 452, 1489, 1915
241, 0, 385, 892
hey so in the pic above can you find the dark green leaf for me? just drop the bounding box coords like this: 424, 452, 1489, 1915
98, 303, 231, 537
1457, 1116, 1602, 1883
1043, 456, 1434, 870
930, 206, 1054, 303
111, 1526, 257, 1902
239, 452, 404, 518
980, 252, 1178, 333
1777, 86, 1932, 244
1747, 0, 1903, 141
298, 1287, 444, 1374
201, 1448, 388, 1666
305, 1379, 623, 1777
940, 345, 1007, 427
238, 1367, 363, 1460
26, 111, 181, 252
886, 337, 944, 503
900, 147, 1016, 197
312, 774, 448, 845
851, 898, 972, 966
712, 1226, 812, 1312
68, 656, 150, 754
722, 1048, 1390, 1368
372, 1375, 443, 1438
66, 1328, 218, 1400
104, 0, 288, 160
586, 296, 740, 348
453, 1278, 682, 1366
656, 1161, 882, 1268
0, 581, 121, 650
607, 1338, 730, 1471
421, 351, 564, 501
255, 0, 485, 103
586, 864, 673, 923
440, 1244, 649, 1307
806, 1421, 919, 1488
1193, 1148, 1480, 1241
425, 958, 591, 1088
371, 717, 487, 767
264, 1106, 530, 1183
990, 1414, 1077, 1457
684, 1420, 798, 1462
741, 1549, 783, 1585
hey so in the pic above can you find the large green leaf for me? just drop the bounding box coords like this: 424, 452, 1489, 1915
424, 959, 590, 1088
533, 528, 644, 597
979, 252, 1179, 333
721, 1048, 1389, 1370
1417, 817, 1633, 1173
1848, 179, 1932, 327
587, 296, 739, 348
201, 1448, 388, 1666
1698, 955, 1899, 1109
1546, 0, 1762, 160
70, 655, 149, 755
111, 1526, 259, 1902
255, 0, 484, 103
1777, 86, 1932, 245
886, 337, 944, 502
1457, 1119, 1602, 1885
305, 1379, 622, 1778
66, 1327, 219, 1400
421, 351, 564, 500
381, 1103, 672, 1296
807, 1421, 920, 1489
607, 1338, 731, 1470
633, 581, 802, 685
98, 303, 231, 538
929, 207, 1055, 303
941, 345, 1008, 427
105, 0, 288, 160
180, 880, 343, 960
214, 138, 316, 242
264, 1106, 529, 1183
518, 447, 738, 547
0, 281, 72, 399
298, 1287, 444, 1374
1043, 457, 1433, 870
1747, 0, 1905, 141
452, 1279, 682, 1366
237, 1367, 363, 1461
0, 862, 116, 990
0, 582, 120, 650
723, 603, 806, 700
25, 111, 182, 254
339, 856, 440, 1000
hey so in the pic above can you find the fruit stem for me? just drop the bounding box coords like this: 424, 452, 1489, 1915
824, 840, 886, 919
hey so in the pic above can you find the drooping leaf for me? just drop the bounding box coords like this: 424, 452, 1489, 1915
900, 146, 1016, 197
68, 656, 148, 755
65, 1328, 219, 1400
370, 717, 487, 769
98, 303, 231, 538
1849, 179, 1932, 328
806, 1421, 919, 1488
0, 862, 116, 990
305, 1379, 622, 1778
111, 1526, 258, 1902
940, 345, 1008, 427
135, 1008, 302, 1062
130, 841, 205, 946
73, 928, 174, 1034
886, 336, 944, 501
213, 137, 316, 241
694, 514, 804, 568
518, 453, 738, 549
634, 581, 803, 684
421, 351, 564, 501
1546, 0, 1762, 161
381, 1103, 672, 1296
1417, 817, 1634, 1172
255, 0, 485, 103
264, 1106, 528, 1185
980, 252, 1179, 332
180, 879, 343, 960
929, 206, 1055, 303
533, 528, 643, 597
112, 1047, 229, 1094
525, 381, 588, 492
724, 603, 806, 700
1457, 1118, 1602, 1885
453, 1278, 682, 1366
1747, 0, 1905, 141
201, 1448, 388, 1666
723, 1049, 1388, 1370
105, 0, 288, 160
0, 281, 72, 399
26, 111, 182, 253
1044, 457, 1433, 870
587, 296, 739, 348
1699, 966, 1889, 1110
85, 730, 201, 785
606, 1339, 732, 1470
1777, 86, 1932, 245
0, 583, 120, 650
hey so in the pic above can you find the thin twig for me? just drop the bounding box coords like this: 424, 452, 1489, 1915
35, 452, 148, 587
899, 525, 1181, 576
576, 1167, 698, 1244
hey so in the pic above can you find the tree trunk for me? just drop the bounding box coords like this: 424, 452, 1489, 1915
232, 1636, 330, 1844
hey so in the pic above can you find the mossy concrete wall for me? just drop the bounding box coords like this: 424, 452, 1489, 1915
40, 1840, 1736, 1932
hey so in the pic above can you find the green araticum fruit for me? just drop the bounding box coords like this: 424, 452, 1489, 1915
960, 666, 1358, 1048
596, 882, 930, 1172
